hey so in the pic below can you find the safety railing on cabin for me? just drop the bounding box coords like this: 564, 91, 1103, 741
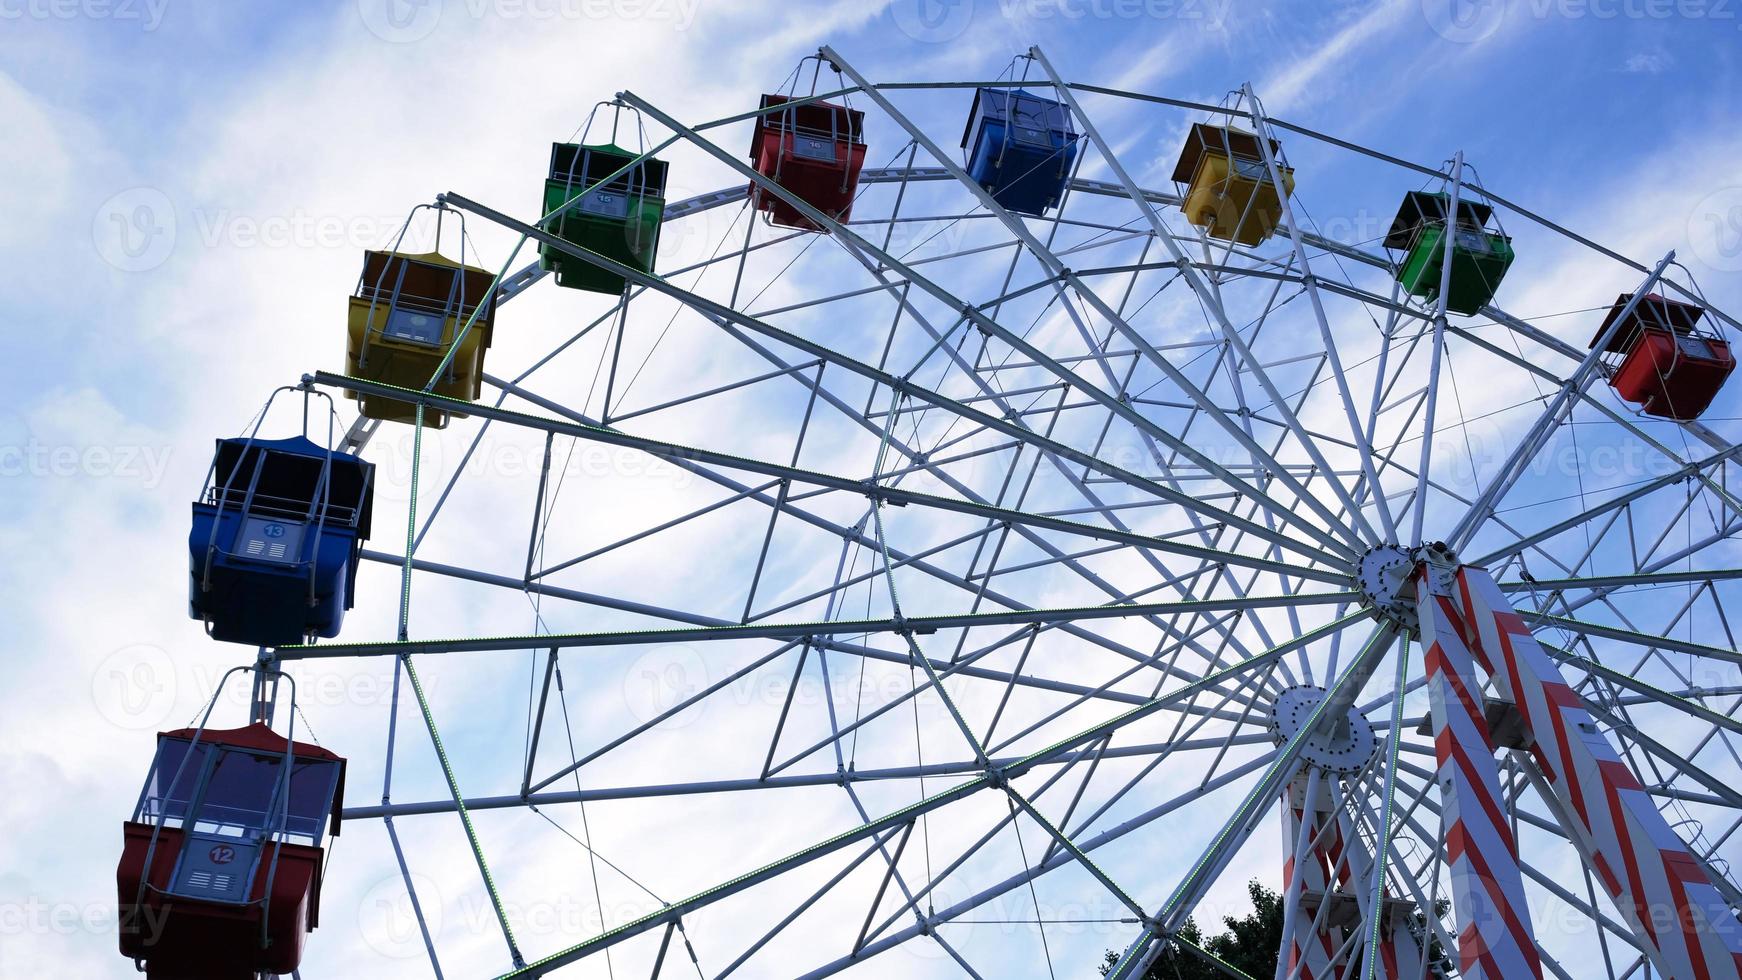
200, 486, 365, 529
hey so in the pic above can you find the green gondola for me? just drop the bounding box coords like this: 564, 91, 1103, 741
1384, 190, 1513, 316
539, 141, 668, 295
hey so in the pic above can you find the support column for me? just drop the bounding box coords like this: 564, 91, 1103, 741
1326, 803, 1428, 980
1278, 774, 1431, 980
1267, 678, 1431, 979
1416, 559, 1544, 979
1281, 775, 1343, 979
1454, 565, 1742, 979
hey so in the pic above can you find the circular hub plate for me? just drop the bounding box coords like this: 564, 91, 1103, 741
1267, 685, 1378, 775
1356, 543, 1458, 630
1358, 544, 1419, 630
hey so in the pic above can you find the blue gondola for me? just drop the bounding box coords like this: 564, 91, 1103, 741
187, 416, 373, 647
960, 88, 1078, 217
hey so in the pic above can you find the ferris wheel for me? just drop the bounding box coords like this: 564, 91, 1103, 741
118, 43, 1742, 980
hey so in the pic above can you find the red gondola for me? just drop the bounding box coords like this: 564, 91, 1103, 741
749, 90, 867, 231
1591, 292, 1735, 421
118, 685, 344, 980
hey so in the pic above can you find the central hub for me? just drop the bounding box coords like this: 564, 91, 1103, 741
1355, 542, 1457, 631
1267, 685, 1378, 775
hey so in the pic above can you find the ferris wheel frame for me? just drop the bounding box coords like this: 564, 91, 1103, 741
244, 41, 1742, 980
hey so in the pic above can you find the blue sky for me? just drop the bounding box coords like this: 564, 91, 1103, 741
5, 4, 1741, 408
4, 1, 1742, 978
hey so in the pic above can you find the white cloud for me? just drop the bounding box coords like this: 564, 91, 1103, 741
0, 72, 74, 250
1620, 48, 1673, 74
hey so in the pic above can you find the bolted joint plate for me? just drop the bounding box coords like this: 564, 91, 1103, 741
1356, 542, 1458, 631
1267, 685, 1378, 775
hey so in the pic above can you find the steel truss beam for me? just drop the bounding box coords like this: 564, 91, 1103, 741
482, 616, 1351, 978
314, 371, 1345, 585
281, 590, 1353, 659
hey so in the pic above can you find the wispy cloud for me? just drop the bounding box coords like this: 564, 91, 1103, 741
1621, 48, 1674, 73
1252, 0, 1415, 116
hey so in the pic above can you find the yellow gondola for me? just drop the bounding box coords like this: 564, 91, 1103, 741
344, 249, 496, 427
1171, 122, 1294, 246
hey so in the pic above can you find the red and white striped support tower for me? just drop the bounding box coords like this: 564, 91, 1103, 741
1415, 551, 1546, 979
1404, 541, 1742, 980
1450, 564, 1742, 980
1325, 803, 1426, 980
1280, 776, 1343, 979
1271, 685, 1430, 978
1280, 772, 1428, 979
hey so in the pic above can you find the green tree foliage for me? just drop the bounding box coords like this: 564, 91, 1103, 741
1097, 880, 1452, 979
1099, 880, 1282, 980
